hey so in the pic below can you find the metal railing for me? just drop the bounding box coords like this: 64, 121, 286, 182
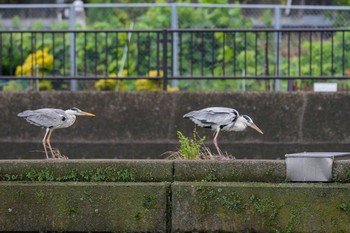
2, 3, 350, 29
1, 28, 350, 91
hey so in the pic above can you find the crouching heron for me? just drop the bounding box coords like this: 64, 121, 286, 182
183, 107, 263, 156
18, 107, 95, 159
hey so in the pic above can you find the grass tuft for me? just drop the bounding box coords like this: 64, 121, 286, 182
166, 128, 235, 160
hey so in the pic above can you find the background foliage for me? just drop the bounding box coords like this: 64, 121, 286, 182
1, 0, 349, 91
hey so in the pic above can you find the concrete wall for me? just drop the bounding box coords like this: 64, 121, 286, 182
1, 159, 350, 232
2, 92, 350, 159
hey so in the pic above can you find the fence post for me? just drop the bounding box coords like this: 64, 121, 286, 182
274, 6, 281, 91
171, 4, 179, 88
69, 4, 77, 91
162, 29, 168, 91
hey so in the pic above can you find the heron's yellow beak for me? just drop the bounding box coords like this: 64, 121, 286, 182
82, 111, 96, 117
249, 122, 263, 135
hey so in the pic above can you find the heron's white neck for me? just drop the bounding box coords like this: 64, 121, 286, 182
231, 116, 248, 132
60, 111, 77, 128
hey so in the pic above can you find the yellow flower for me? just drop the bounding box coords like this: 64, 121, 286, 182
167, 86, 179, 92
15, 48, 54, 76
136, 79, 159, 91
135, 70, 180, 91
148, 70, 163, 77
95, 71, 127, 91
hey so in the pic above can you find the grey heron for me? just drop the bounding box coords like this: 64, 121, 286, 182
183, 107, 263, 156
18, 107, 95, 159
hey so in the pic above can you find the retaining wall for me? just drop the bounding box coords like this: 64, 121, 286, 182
2, 92, 350, 159
1, 159, 350, 232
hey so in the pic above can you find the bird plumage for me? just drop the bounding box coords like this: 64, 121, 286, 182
18, 107, 95, 159
18, 108, 74, 129
183, 107, 239, 131
183, 107, 263, 156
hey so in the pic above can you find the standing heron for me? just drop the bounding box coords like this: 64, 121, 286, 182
183, 107, 263, 156
18, 107, 95, 159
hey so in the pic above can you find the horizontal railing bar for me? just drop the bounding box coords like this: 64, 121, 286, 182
1, 3, 350, 11
0, 76, 163, 80
170, 28, 350, 32
0, 4, 71, 8
0, 28, 349, 33
0, 29, 164, 33
2, 76, 350, 81
169, 76, 350, 80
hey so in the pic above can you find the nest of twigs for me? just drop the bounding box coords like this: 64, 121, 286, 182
50, 147, 69, 159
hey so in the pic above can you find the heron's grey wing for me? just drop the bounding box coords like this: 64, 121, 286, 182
184, 107, 239, 127
18, 108, 67, 128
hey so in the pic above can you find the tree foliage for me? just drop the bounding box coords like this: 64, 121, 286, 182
1, 2, 349, 91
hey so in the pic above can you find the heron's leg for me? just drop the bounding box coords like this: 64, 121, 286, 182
42, 128, 50, 159
46, 130, 66, 159
46, 129, 59, 159
213, 129, 223, 156
46, 129, 55, 158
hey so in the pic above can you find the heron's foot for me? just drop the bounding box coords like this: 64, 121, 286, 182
50, 147, 69, 160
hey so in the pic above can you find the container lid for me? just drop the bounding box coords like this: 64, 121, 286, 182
285, 152, 350, 159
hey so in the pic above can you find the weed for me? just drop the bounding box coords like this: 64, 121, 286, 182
134, 212, 141, 220
26, 169, 55, 181
15, 191, 24, 199
35, 190, 45, 202
201, 172, 217, 182
143, 195, 156, 209
166, 128, 234, 160
222, 192, 242, 211
339, 202, 349, 212
66, 206, 80, 217
177, 129, 205, 160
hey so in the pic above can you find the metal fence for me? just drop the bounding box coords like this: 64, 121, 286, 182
1, 28, 350, 91
2, 3, 350, 29
2, 3, 350, 91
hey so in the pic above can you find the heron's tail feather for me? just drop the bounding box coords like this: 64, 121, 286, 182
183, 111, 196, 118
17, 110, 34, 118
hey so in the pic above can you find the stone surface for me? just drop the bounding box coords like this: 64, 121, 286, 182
0, 182, 170, 232
2, 92, 350, 159
333, 160, 350, 182
172, 182, 350, 232
0, 159, 173, 182
0, 160, 349, 232
174, 160, 286, 182
303, 92, 350, 142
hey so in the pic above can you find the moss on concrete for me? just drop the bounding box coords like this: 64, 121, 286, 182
174, 160, 286, 182
0, 159, 287, 183
1, 160, 350, 232
172, 182, 350, 232
333, 160, 350, 182
0, 182, 170, 232
0, 160, 173, 182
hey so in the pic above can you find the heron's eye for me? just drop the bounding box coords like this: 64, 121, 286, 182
70, 107, 79, 111
243, 115, 251, 122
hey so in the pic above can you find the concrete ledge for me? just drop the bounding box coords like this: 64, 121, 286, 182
333, 160, 350, 182
1, 160, 350, 183
172, 182, 350, 232
0, 160, 173, 182
0, 160, 350, 232
0, 182, 170, 232
174, 160, 286, 182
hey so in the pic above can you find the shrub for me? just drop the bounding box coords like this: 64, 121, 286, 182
177, 129, 206, 160
95, 71, 127, 91
15, 48, 54, 91
136, 70, 179, 91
